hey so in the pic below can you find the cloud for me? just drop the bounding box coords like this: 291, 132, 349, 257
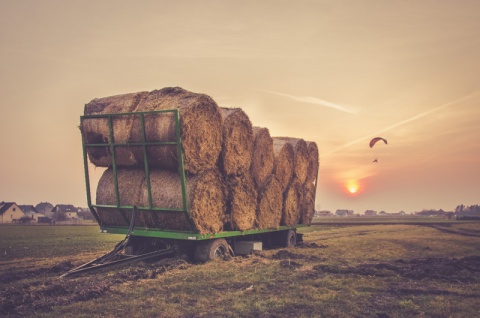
323, 91, 480, 156
262, 89, 357, 114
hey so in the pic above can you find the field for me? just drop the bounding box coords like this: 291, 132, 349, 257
1, 220, 479, 317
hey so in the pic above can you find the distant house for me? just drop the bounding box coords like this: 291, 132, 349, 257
77, 207, 95, 220
51, 204, 79, 220
364, 210, 377, 216
19, 205, 43, 222
0, 202, 25, 223
316, 210, 332, 217
336, 209, 354, 217
36, 202, 54, 218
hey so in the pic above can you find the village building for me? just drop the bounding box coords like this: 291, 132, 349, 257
315, 210, 332, 217
0, 202, 25, 223
19, 205, 44, 222
335, 209, 354, 217
51, 204, 79, 219
35, 202, 55, 218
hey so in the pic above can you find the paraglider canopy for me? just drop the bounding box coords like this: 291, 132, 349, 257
369, 137, 387, 148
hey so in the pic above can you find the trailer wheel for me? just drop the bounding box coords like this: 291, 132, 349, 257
195, 239, 231, 262
285, 230, 297, 248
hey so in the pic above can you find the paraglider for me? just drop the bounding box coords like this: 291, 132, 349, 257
369, 137, 387, 148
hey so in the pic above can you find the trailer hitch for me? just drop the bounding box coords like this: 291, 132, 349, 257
61, 207, 177, 278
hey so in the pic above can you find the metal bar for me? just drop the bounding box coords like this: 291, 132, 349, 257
85, 141, 178, 147
140, 113, 153, 209
174, 110, 196, 231
103, 224, 308, 240
91, 205, 185, 212
107, 115, 120, 208
81, 109, 179, 119
61, 247, 177, 278
80, 117, 102, 226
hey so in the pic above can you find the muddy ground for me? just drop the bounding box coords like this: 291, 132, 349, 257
1, 240, 479, 317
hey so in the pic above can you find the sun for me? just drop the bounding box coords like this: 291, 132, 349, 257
346, 180, 359, 195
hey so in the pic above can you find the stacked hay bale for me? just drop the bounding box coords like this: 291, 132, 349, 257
219, 108, 257, 231
81, 87, 318, 234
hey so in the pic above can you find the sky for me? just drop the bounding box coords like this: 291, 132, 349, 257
1, 0, 479, 214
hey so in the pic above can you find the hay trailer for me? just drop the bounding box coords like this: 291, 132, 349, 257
63, 110, 311, 277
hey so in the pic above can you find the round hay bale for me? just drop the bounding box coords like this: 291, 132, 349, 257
256, 175, 283, 229
131, 87, 223, 174
142, 169, 226, 234
276, 137, 308, 185
300, 182, 316, 225
306, 141, 319, 184
225, 171, 257, 231
272, 138, 294, 192
81, 87, 223, 174
82, 92, 148, 167
250, 127, 274, 187
282, 178, 302, 226
218, 107, 254, 176
95, 167, 146, 227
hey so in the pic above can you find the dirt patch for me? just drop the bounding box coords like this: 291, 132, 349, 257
296, 241, 328, 249
313, 255, 480, 283
271, 249, 319, 262
0, 257, 190, 316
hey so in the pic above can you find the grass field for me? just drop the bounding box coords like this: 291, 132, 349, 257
1, 221, 479, 317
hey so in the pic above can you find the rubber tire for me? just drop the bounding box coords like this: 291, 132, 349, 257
285, 230, 297, 248
194, 238, 230, 262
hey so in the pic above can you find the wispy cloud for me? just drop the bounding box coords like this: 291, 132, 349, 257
262, 89, 357, 114
323, 91, 480, 156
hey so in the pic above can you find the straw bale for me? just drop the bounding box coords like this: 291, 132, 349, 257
131, 87, 223, 174
81, 87, 223, 174
82, 92, 148, 167
95, 167, 146, 227
218, 107, 254, 176
300, 182, 316, 224
276, 137, 308, 185
250, 127, 274, 187
272, 138, 294, 192
141, 169, 226, 234
225, 171, 257, 231
256, 175, 283, 229
306, 141, 319, 184
282, 178, 302, 226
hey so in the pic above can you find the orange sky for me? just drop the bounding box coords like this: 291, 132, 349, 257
1, 0, 479, 213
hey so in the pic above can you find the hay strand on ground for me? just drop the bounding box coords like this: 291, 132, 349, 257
306, 141, 319, 184
256, 175, 283, 229
276, 137, 308, 185
272, 138, 294, 192
218, 107, 254, 176
250, 127, 274, 187
300, 182, 316, 224
224, 171, 257, 231
282, 178, 302, 226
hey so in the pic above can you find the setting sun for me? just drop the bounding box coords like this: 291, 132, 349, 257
346, 180, 359, 195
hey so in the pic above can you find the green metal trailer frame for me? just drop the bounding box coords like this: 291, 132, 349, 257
65, 109, 315, 277
80, 109, 311, 241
